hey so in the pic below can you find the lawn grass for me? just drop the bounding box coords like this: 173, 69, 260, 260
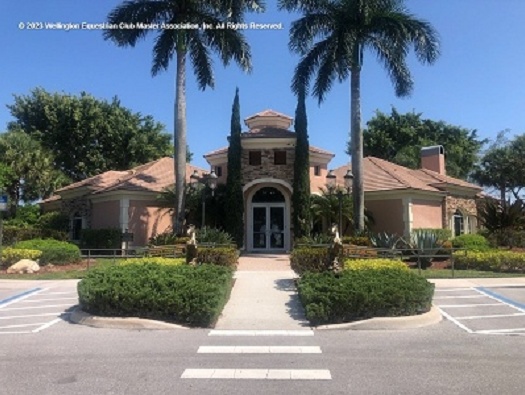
414, 269, 525, 279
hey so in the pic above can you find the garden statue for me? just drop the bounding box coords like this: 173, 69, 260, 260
187, 224, 197, 245
186, 224, 198, 265
329, 223, 343, 272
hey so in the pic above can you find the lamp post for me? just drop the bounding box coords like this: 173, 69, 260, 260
190, 169, 218, 228
326, 169, 354, 236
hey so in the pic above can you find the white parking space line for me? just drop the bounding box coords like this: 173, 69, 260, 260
32, 318, 63, 333
435, 288, 474, 292
438, 303, 502, 308
456, 313, 525, 320
0, 304, 75, 311
434, 295, 485, 300
208, 330, 314, 336
181, 369, 331, 380
197, 346, 322, 354
0, 288, 47, 309
437, 308, 474, 333
0, 312, 69, 320
476, 327, 525, 334
38, 291, 77, 296
0, 322, 49, 329
17, 298, 78, 303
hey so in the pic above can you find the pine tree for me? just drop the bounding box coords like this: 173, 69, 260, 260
225, 88, 244, 247
292, 88, 311, 239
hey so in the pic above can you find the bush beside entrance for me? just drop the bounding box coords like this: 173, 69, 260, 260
78, 263, 233, 327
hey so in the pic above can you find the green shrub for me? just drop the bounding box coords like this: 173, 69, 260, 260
1, 226, 67, 245
412, 228, 452, 241
80, 228, 121, 249
295, 233, 332, 246
37, 212, 70, 232
451, 234, 490, 251
148, 232, 189, 246
197, 227, 234, 245
290, 247, 331, 275
196, 247, 238, 267
118, 257, 186, 266
297, 269, 434, 325
1, 248, 42, 267
453, 250, 525, 272
13, 239, 81, 265
77, 263, 234, 327
342, 236, 372, 246
344, 258, 408, 271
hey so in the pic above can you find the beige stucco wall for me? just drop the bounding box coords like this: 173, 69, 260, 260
412, 199, 443, 229
91, 200, 119, 229
365, 199, 404, 236
128, 200, 172, 246
309, 163, 329, 193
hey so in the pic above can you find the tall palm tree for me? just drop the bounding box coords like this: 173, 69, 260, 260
279, 0, 440, 232
104, 0, 264, 234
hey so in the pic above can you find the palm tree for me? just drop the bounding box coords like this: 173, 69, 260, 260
279, 0, 440, 232
104, 0, 264, 234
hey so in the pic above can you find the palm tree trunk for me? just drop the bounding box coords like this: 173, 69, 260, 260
350, 64, 365, 232
174, 49, 187, 235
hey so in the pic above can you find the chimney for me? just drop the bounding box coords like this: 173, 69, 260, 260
421, 145, 445, 175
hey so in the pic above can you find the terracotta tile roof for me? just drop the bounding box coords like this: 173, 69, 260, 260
244, 109, 293, 121
242, 127, 296, 138
54, 158, 207, 196
332, 157, 481, 193
204, 145, 334, 158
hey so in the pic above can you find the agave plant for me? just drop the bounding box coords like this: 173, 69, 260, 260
409, 229, 444, 269
369, 232, 401, 250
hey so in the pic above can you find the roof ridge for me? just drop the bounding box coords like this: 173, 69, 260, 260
367, 157, 411, 188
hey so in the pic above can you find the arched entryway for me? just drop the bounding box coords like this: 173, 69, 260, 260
244, 181, 292, 252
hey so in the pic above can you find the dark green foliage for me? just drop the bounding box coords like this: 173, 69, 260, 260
297, 269, 435, 325
295, 233, 333, 246
225, 88, 244, 247
1, 226, 67, 246
290, 247, 332, 275
13, 239, 80, 265
477, 199, 525, 233
197, 227, 234, 245
77, 264, 234, 327
342, 236, 372, 246
148, 232, 189, 246
37, 212, 70, 232
80, 228, 122, 249
292, 89, 311, 239
196, 247, 239, 267
359, 108, 486, 179
452, 234, 490, 251
7, 88, 172, 181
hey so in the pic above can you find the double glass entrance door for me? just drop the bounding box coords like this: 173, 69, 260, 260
252, 204, 285, 250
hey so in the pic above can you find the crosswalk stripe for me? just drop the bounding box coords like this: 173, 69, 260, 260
197, 346, 322, 354
181, 369, 331, 380
208, 330, 314, 336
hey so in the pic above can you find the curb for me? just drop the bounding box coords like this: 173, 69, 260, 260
69, 308, 190, 330
315, 305, 442, 331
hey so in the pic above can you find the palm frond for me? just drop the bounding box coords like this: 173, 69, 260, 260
291, 38, 334, 96
203, 27, 252, 72
151, 29, 178, 76
289, 13, 334, 55
188, 30, 215, 90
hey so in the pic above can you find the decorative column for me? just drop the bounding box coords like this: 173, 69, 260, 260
119, 198, 130, 250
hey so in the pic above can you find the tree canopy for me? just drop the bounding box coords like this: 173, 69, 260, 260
472, 131, 525, 202
280, 0, 440, 232
356, 108, 486, 179
7, 88, 172, 181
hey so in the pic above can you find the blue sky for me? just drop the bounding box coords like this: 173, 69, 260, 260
1, 1, 525, 170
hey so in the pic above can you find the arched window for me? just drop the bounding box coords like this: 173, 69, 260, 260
453, 209, 464, 237
252, 187, 285, 203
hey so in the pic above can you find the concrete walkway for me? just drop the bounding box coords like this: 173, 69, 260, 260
214, 254, 310, 329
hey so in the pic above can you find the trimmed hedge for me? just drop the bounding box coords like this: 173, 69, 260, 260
118, 257, 186, 266
297, 268, 434, 325
80, 228, 121, 249
13, 239, 81, 265
290, 247, 331, 274
196, 247, 238, 267
452, 234, 490, 252
344, 258, 408, 271
453, 250, 525, 272
77, 263, 234, 327
1, 226, 67, 245
1, 248, 42, 267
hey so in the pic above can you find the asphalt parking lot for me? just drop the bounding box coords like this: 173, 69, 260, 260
0, 280, 79, 335
434, 285, 525, 336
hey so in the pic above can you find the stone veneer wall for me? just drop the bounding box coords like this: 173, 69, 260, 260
242, 148, 295, 186
443, 195, 477, 228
